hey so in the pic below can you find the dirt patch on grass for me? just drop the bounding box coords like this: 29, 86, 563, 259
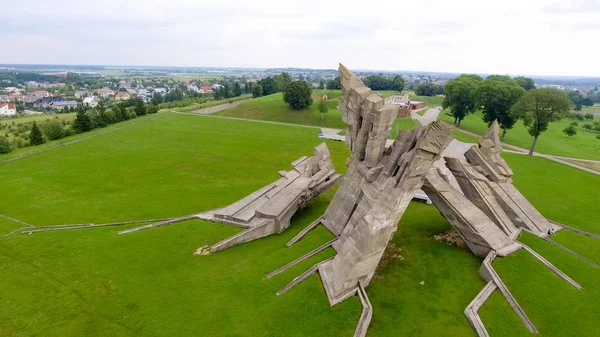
434, 228, 467, 249
374, 242, 404, 279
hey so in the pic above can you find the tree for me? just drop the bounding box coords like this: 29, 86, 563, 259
252, 84, 263, 98
274, 72, 292, 92
415, 83, 439, 96
283, 81, 313, 109
391, 75, 405, 92
363, 75, 392, 90
318, 81, 325, 89
485, 75, 516, 85
563, 125, 577, 138
584, 113, 594, 120
582, 97, 594, 107
43, 120, 66, 140
476, 79, 525, 139
245, 82, 253, 94
326, 77, 341, 90
233, 81, 242, 97
442, 74, 483, 126
318, 99, 329, 120
259, 77, 277, 96
511, 88, 572, 155
73, 109, 93, 133
151, 93, 163, 105
134, 98, 146, 116
146, 103, 159, 114
514, 76, 535, 91
29, 122, 45, 145
0, 136, 12, 154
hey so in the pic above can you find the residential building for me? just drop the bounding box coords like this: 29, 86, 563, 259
83, 96, 100, 108
74, 90, 90, 99
0, 102, 17, 116
93, 88, 116, 99
33, 90, 51, 97
50, 100, 77, 111
200, 86, 213, 94
33, 96, 64, 109
115, 91, 132, 101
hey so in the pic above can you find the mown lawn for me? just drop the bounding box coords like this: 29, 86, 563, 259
216, 90, 400, 129
439, 110, 600, 160
0, 114, 598, 337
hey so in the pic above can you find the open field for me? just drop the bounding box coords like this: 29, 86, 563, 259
216, 91, 346, 128
215, 90, 399, 129
1, 113, 598, 337
439, 110, 600, 160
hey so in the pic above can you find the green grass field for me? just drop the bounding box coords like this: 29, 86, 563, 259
215, 90, 399, 129
439, 110, 600, 160
1, 113, 598, 337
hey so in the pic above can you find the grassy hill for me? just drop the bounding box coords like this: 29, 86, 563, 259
215, 90, 404, 130
0, 113, 598, 337
439, 110, 600, 160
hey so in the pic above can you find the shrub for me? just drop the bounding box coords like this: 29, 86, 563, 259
597, 135, 600, 140
29, 122, 45, 145
570, 121, 578, 127
43, 120, 66, 141
0, 136, 12, 154
584, 113, 594, 120
283, 81, 313, 109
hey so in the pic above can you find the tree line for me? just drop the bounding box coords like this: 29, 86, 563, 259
442, 74, 573, 155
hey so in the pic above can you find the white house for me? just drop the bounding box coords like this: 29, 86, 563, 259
83, 96, 100, 108
0, 103, 17, 116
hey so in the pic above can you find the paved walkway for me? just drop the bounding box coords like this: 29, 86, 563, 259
188, 98, 251, 115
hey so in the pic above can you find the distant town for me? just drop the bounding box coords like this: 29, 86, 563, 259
1, 64, 599, 117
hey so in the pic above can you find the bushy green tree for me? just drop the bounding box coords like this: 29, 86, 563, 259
252, 84, 263, 98
134, 98, 146, 116
326, 77, 341, 90
442, 74, 483, 126
391, 75, 405, 92
415, 83, 439, 96
511, 88, 572, 155
146, 103, 159, 114
43, 120, 66, 140
514, 76, 535, 91
318, 99, 329, 120
476, 79, 525, 139
73, 109, 93, 133
363, 75, 392, 90
245, 82, 253, 94
260, 77, 277, 96
563, 125, 577, 138
274, 72, 292, 92
0, 136, 12, 154
318, 81, 325, 89
29, 122, 45, 145
233, 81, 242, 97
283, 81, 313, 109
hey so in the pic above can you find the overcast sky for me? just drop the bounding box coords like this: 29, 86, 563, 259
3, 0, 599, 76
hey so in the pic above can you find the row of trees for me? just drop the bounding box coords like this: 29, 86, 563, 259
415, 83, 444, 96
443, 74, 572, 154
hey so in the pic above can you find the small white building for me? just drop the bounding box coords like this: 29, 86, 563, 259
0, 103, 17, 116
83, 96, 100, 108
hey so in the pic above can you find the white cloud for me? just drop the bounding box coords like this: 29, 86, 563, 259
1, 0, 598, 76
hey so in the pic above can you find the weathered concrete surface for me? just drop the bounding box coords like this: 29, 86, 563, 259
423, 168, 514, 257
312, 64, 454, 305
197, 142, 341, 252
457, 122, 557, 236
